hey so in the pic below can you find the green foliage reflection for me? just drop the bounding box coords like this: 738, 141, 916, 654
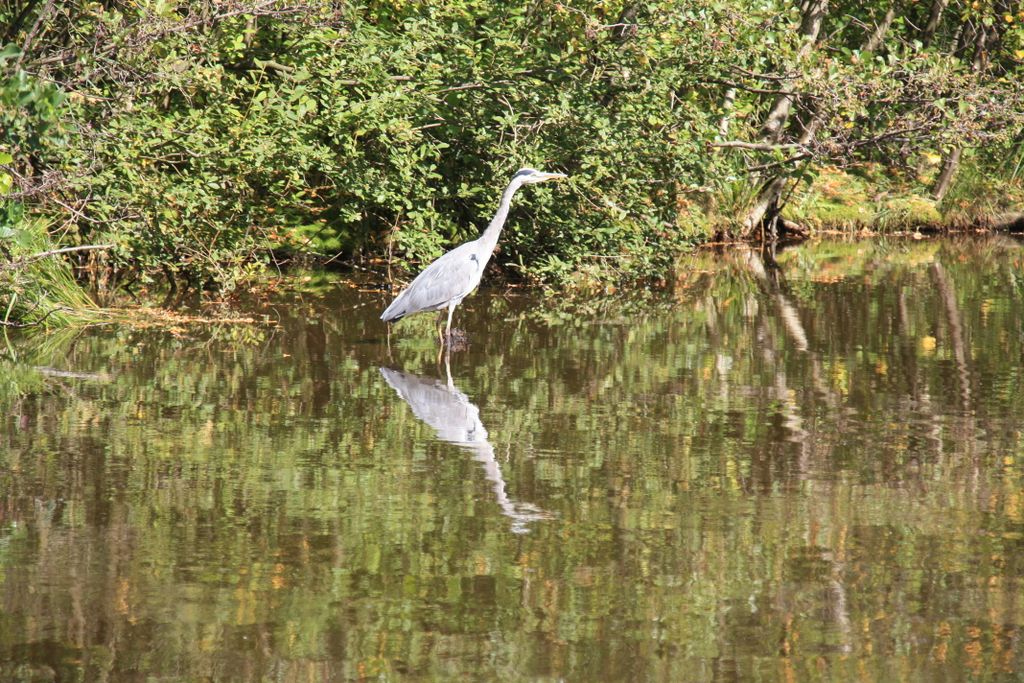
2, 238, 1024, 680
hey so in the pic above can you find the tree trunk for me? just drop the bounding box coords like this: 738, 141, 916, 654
932, 144, 962, 201
13, 0, 55, 68
932, 25, 989, 199
971, 25, 990, 69
718, 87, 737, 138
864, 6, 896, 52
743, 5, 896, 236
3, 0, 43, 43
739, 0, 830, 236
759, 0, 829, 143
744, 115, 824, 237
922, 0, 948, 47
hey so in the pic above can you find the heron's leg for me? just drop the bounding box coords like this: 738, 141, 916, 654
436, 311, 446, 346
445, 303, 455, 340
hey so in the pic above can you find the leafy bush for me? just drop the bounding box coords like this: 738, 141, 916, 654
1, 44, 92, 327
7, 1, 730, 294
2, 0, 1023, 302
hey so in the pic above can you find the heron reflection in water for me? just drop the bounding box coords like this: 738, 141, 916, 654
380, 361, 550, 534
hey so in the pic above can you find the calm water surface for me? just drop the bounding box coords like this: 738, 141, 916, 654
2, 238, 1024, 681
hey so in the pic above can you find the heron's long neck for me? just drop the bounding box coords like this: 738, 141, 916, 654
478, 179, 522, 254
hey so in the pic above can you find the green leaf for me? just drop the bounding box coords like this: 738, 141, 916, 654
0, 44, 20, 63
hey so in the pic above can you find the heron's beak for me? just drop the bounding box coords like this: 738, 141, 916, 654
542, 172, 568, 182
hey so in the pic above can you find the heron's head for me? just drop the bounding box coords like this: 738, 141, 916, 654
514, 167, 568, 185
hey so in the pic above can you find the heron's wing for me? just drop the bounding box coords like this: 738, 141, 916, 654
381, 242, 484, 321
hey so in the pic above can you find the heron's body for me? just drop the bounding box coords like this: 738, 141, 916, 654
381, 167, 566, 343
379, 238, 492, 323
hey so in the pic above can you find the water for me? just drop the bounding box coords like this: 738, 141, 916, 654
2, 237, 1024, 680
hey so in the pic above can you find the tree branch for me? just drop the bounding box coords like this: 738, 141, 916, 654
712, 141, 806, 152
4, 244, 115, 271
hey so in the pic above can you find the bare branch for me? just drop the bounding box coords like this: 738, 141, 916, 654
4, 244, 116, 271
712, 141, 806, 152
704, 78, 810, 98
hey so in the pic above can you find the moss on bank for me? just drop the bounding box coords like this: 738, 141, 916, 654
778, 164, 1024, 235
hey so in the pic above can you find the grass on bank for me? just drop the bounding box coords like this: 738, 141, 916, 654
1, 218, 98, 328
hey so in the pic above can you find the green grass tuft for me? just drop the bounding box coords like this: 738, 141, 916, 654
1, 218, 98, 328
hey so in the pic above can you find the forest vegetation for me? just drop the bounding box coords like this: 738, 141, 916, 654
2, 0, 1024, 325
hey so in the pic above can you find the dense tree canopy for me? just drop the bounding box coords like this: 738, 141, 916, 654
1, 0, 1023, 310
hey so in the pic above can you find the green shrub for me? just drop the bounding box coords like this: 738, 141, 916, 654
4, 0, 1024, 299
14, 1, 726, 293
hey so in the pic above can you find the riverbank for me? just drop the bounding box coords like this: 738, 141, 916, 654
553, 165, 1024, 292
4, 217, 1022, 338
776, 166, 1024, 235
4, 184, 1023, 330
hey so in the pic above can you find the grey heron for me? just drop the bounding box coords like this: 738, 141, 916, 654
380, 167, 567, 344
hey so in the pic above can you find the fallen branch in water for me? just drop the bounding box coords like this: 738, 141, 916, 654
0, 304, 70, 328
105, 306, 276, 328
